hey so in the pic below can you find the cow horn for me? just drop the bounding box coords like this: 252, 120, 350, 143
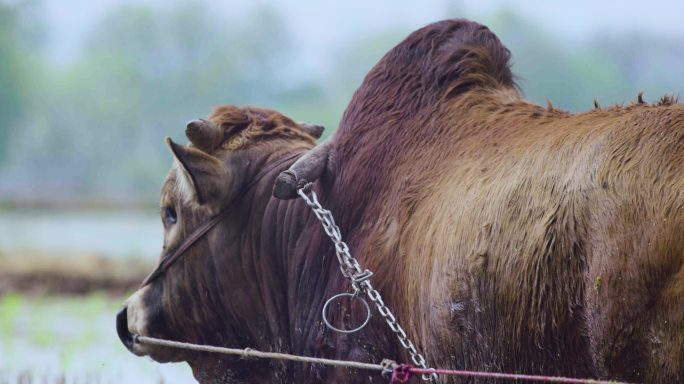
185, 119, 223, 153
273, 141, 331, 199
299, 122, 325, 139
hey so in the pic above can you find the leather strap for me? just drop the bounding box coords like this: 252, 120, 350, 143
140, 151, 303, 287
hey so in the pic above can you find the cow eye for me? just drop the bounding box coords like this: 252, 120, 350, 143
162, 206, 177, 225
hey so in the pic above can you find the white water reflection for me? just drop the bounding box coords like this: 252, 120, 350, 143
0, 211, 194, 382
0, 294, 194, 383
0, 210, 161, 260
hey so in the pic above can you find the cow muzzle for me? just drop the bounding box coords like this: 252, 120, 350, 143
117, 286, 185, 363
116, 288, 152, 357
116, 306, 136, 351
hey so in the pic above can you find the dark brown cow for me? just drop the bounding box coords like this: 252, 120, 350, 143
117, 19, 684, 383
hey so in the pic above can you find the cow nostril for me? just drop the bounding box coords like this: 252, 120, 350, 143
116, 306, 134, 349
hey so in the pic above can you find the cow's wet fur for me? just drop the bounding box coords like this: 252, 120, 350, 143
119, 19, 684, 383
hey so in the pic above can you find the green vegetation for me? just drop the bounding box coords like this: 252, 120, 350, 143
0, 1, 682, 206
0, 292, 194, 381
0, 292, 22, 339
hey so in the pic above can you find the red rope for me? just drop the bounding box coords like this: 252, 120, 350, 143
390, 364, 412, 383
389, 364, 631, 384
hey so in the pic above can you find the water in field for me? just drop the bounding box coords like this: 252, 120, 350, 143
0, 293, 195, 383
0, 211, 195, 382
0, 210, 162, 261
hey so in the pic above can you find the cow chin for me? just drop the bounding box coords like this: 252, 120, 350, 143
117, 286, 184, 363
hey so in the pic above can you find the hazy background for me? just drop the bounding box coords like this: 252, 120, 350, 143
0, 0, 682, 382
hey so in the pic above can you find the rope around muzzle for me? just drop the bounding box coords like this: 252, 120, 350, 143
133, 335, 632, 384
139, 151, 304, 287
134, 335, 392, 373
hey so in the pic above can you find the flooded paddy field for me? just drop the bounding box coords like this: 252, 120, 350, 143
0, 210, 195, 383
0, 293, 194, 383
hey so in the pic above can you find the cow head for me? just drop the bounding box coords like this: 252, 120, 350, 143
116, 105, 324, 379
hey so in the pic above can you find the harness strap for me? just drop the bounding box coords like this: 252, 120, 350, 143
140, 151, 303, 287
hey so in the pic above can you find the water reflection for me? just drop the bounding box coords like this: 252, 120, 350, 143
0, 293, 194, 383
0, 210, 161, 261
0, 211, 192, 382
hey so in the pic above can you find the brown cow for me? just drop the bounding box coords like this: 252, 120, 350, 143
117, 19, 684, 383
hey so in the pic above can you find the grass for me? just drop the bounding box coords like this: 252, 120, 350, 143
0, 371, 154, 384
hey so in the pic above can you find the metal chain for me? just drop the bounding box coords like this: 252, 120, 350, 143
297, 187, 438, 382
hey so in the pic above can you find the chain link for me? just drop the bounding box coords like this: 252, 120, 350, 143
297, 187, 438, 382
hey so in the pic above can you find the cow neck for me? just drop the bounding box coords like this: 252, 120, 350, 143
140, 150, 304, 288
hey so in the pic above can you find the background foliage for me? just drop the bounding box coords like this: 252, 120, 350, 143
0, 1, 682, 205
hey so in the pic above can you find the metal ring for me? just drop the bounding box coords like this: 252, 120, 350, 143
321, 292, 371, 334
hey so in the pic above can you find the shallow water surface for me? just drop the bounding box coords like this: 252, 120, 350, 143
0, 293, 194, 383
0, 210, 161, 261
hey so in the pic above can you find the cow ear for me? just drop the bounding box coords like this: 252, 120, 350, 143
165, 137, 231, 205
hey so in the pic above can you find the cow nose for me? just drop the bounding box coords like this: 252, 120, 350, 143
116, 306, 135, 350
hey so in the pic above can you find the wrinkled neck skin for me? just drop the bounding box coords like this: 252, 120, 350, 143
170, 143, 395, 383
158, 145, 386, 383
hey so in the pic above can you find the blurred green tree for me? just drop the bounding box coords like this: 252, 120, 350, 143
2, 1, 315, 201
0, 1, 37, 161
1, 2, 682, 205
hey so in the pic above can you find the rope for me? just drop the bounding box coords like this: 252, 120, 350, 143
403, 366, 631, 384
135, 335, 632, 384
135, 335, 387, 372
